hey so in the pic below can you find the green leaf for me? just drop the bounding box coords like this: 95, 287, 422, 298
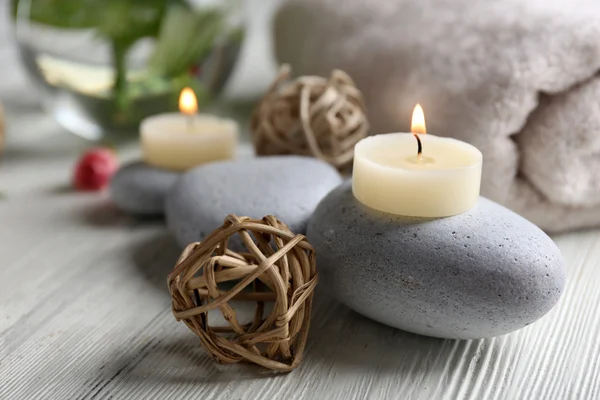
11, 0, 195, 112
96, 0, 168, 44
11, 0, 99, 28
12, 0, 181, 42
150, 5, 224, 78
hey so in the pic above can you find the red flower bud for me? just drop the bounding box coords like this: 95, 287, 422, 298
188, 64, 201, 77
73, 148, 119, 191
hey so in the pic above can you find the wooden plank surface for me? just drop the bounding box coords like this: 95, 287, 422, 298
2, 177, 599, 400
1, 4, 600, 400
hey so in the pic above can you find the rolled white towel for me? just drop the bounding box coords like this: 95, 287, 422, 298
274, 0, 600, 232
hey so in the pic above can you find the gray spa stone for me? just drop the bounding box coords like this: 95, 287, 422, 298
110, 161, 181, 215
166, 156, 343, 248
307, 181, 566, 339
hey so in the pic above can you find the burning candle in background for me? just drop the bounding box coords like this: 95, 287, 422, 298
179, 87, 198, 131
140, 87, 239, 171
352, 104, 483, 217
179, 87, 199, 115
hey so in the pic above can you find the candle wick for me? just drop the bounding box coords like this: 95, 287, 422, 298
414, 133, 423, 157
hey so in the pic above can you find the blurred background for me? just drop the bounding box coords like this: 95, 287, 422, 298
2, 0, 600, 231
1, 0, 279, 142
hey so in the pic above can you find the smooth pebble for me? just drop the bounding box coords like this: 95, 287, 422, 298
110, 161, 180, 216
307, 181, 566, 339
166, 156, 343, 249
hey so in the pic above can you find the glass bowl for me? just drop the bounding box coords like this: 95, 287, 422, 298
11, 0, 244, 140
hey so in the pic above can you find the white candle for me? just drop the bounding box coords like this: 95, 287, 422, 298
352, 105, 482, 217
140, 88, 239, 171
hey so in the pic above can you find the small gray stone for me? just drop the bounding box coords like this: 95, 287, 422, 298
110, 161, 181, 215
307, 181, 566, 339
166, 156, 343, 249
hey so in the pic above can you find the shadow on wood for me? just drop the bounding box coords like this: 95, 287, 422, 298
128, 229, 183, 296
108, 230, 501, 392
94, 332, 279, 389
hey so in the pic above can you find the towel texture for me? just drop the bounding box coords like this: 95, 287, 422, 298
274, 0, 600, 232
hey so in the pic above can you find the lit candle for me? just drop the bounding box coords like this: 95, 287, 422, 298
141, 88, 239, 171
352, 104, 482, 217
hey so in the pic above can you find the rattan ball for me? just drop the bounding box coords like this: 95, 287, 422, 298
251, 64, 369, 171
167, 214, 318, 372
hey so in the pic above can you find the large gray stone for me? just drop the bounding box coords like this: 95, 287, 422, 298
166, 156, 343, 249
110, 161, 181, 216
307, 181, 566, 339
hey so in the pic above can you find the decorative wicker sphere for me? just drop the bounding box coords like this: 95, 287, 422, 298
251, 64, 369, 171
167, 214, 318, 372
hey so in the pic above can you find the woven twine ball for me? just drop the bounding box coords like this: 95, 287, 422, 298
251, 64, 369, 171
167, 214, 318, 372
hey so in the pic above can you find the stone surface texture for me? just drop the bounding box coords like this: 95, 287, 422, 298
166, 156, 342, 248
307, 181, 566, 339
110, 161, 181, 215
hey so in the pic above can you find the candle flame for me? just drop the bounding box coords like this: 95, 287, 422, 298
179, 87, 198, 115
411, 104, 426, 134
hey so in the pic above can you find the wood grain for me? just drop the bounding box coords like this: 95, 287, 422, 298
1, 194, 597, 400
1, 5, 599, 400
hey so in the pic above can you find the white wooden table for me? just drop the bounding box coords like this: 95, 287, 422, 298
2, 6, 600, 400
